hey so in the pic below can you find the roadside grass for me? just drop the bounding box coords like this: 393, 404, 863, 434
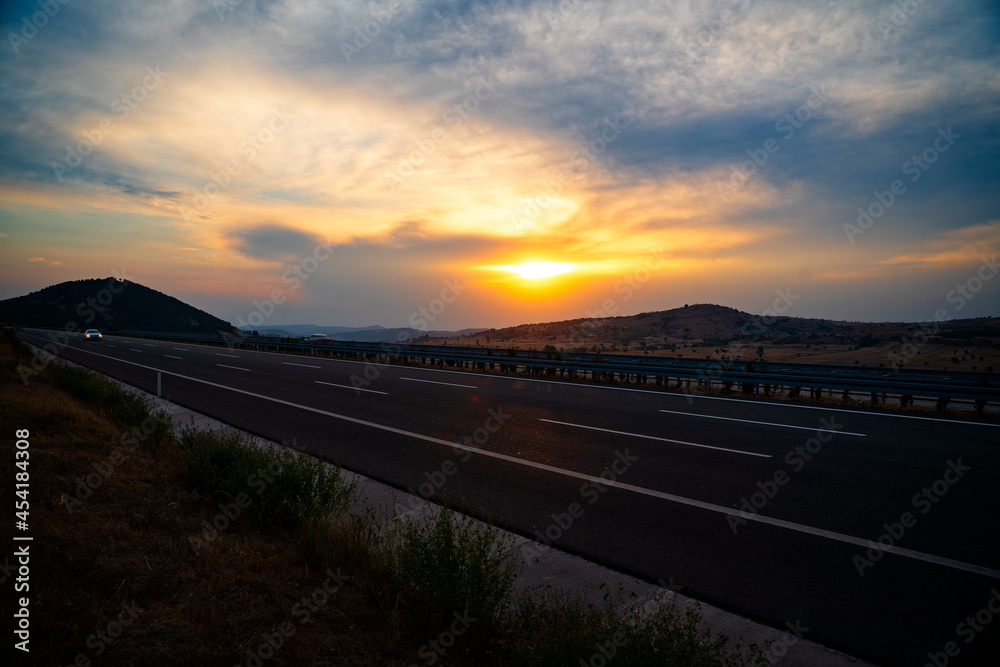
46, 360, 176, 440
508, 587, 763, 666
2, 326, 767, 666
389, 501, 520, 642
176, 423, 357, 531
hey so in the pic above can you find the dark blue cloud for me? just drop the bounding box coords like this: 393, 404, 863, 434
229, 224, 324, 261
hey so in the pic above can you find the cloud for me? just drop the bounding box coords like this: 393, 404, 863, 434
1, 0, 999, 324
228, 224, 328, 262
819, 221, 1000, 280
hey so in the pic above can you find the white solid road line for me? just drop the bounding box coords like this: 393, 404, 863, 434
216, 363, 250, 371
163, 354, 183, 360
401, 377, 477, 389
680, 393, 1000, 426
58, 345, 1000, 581
283, 362, 322, 369
315, 380, 387, 395
657, 409, 867, 437
539, 418, 771, 458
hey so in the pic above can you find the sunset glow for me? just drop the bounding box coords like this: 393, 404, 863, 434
495, 263, 576, 281
0, 1, 997, 329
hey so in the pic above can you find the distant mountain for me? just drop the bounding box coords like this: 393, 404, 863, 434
440, 303, 1000, 352
0, 278, 238, 334
333, 327, 486, 343
250, 324, 486, 342
254, 324, 386, 337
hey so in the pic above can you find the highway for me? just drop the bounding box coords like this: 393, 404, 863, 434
20, 330, 1000, 666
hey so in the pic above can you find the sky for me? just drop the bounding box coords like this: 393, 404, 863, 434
0, 0, 998, 330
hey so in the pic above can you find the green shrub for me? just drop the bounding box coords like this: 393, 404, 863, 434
508, 587, 766, 666
44, 362, 173, 441
177, 424, 357, 530
388, 503, 518, 640
1, 325, 31, 361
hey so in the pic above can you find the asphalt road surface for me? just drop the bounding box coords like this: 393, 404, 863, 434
19, 331, 1000, 666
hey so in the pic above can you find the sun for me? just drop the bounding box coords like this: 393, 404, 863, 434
496, 262, 575, 280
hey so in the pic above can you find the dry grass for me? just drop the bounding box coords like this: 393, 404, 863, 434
1, 329, 768, 667
0, 333, 420, 666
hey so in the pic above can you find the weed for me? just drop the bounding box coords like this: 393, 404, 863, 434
176, 424, 357, 530
388, 503, 518, 640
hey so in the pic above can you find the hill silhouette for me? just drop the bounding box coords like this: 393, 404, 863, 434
0, 278, 237, 334
433, 303, 999, 370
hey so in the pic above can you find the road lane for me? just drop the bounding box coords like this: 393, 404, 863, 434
20, 330, 1000, 666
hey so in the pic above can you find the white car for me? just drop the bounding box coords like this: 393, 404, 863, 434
302, 333, 333, 343
84, 329, 103, 340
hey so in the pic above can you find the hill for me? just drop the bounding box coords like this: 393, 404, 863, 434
254, 324, 387, 337
252, 325, 487, 342
0, 278, 237, 334
429, 303, 1000, 371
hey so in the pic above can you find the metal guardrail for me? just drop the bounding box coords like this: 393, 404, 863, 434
15, 326, 999, 411
60, 328, 998, 410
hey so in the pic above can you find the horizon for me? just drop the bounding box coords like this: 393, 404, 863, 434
1, 1, 998, 329
6, 276, 997, 333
